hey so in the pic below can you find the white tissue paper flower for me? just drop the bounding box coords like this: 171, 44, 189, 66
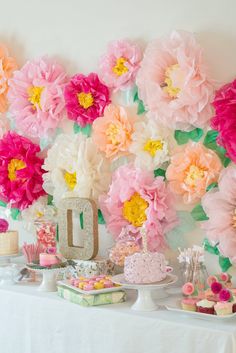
43, 133, 111, 205
129, 119, 170, 171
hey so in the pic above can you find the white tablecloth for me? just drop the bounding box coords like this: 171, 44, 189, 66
0, 283, 236, 353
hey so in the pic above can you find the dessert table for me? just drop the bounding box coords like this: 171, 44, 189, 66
1, 283, 236, 353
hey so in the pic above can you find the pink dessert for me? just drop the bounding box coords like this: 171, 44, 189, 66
39, 253, 61, 267
124, 252, 167, 284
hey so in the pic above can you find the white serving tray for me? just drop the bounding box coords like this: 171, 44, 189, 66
166, 299, 236, 321
57, 279, 123, 295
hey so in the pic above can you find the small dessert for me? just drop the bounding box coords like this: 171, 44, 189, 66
204, 288, 218, 302
69, 274, 119, 292
214, 302, 233, 316
0, 219, 18, 256
181, 298, 198, 312
231, 296, 236, 313
196, 299, 215, 315
124, 252, 167, 284
39, 247, 62, 267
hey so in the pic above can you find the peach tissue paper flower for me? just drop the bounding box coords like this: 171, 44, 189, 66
43, 133, 111, 205
92, 104, 136, 160
99, 163, 178, 252
64, 72, 110, 127
202, 166, 236, 264
99, 40, 142, 91
8, 56, 67, 139
166, 142, 222, 204
136, 30, 215, 131
0, 44, 17, 113
0, 132, 46, 210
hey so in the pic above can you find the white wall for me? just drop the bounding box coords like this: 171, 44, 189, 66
1, 0, 235, 271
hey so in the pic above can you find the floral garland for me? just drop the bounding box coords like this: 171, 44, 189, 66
0, 31, 234, 260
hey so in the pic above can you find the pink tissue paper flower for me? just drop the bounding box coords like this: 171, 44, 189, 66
202, 165, 236, 263
182, 282, 194, 296
220, 273, 229, 282
136, 30, 215, 131
207, 275, 217, 287
211, 79, 236, 163
0, 132, 46, 210
8, 56, 67, 139
211, 281, 222, 294
0, 218, 9, 232
64, 72, 110, 127
99, 163, 178, 252
98, 40, 142, 91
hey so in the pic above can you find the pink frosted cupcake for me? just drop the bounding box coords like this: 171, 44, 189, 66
181, 298, 198, 312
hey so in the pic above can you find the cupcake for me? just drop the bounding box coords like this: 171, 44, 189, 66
214, 302, 233, 316
181, 298, 198, 312
196, 299, 215, 315
231, 296, 236, 313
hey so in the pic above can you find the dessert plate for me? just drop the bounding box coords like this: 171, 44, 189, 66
57, 279, 123, 295
112, 273, 177, 311
166, 299, 236, 321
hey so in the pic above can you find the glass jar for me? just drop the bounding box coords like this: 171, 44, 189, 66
34, 219, 57, 248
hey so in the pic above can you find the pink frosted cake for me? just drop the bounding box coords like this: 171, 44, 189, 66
39, 253, 61, 267
124, 252, 167, 284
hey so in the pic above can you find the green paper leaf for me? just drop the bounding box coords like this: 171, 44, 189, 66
174, 130, 189, 145
56, 224, 59, 242
191, 204, 209, 221
189, 128, 204, 142
0, 200, 7, 208
203, 130, 231, 167
79, 212, 84, 230
47, 195, 53, 206
206, 182, 218, 192
174, 128, 204, 145
203, 238, 219, 255
137, 100, 145, 115
154, 168, 166, 179
219, 256, 232, 272
133, 89, 146, 115
10, 208, 20, 220
73, 123, 92, 137
98, 209, 105, 225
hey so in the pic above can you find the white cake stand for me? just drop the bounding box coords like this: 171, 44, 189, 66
112, 273, 178, 312
27, 264, 68, 292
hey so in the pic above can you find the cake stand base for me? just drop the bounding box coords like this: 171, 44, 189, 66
132, 287, 157, 311
38, 271, 57, 292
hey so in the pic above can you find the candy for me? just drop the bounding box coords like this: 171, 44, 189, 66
103, 280, 113, 288
94, 282, 104, 290
83, 283, 94, 291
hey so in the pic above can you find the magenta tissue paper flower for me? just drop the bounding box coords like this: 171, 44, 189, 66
0, 132, 46, 210
98, 40, 142, 91
64, 72, 110, 127
136, 30, 215, 131
99, 163, 178, 252
8, 56, 68, 139
211, 79, 236, 163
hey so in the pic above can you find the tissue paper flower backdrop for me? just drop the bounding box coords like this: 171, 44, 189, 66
43, 133, 111, 205
166, 142, 222, 204
0, 44, 18, 113
99, 40, 142, 91
136, 30, 215, 131
0, 114, 9, 138
129, 118, 170, 171
99, 164, 178, 252
21, 195, 56, 225
0, 132, 46, 210
202, 166, 236, 263
64, 72, 110, 127
211, 79, 236, 163
8, 56, 67, 139
92, 104, 137, 159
